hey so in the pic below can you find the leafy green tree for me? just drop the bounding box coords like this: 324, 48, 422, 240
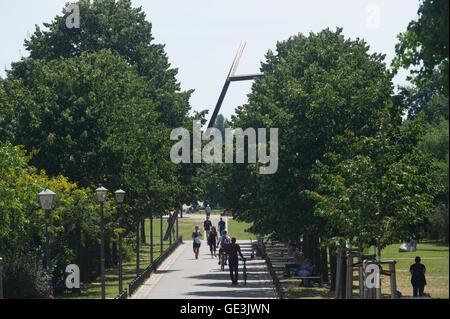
222, 28, 394, 242
393, 0, 449, 95
0, 0, 200, 224
313, 114, 441, 249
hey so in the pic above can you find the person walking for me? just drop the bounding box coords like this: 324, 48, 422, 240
208, 226, 219, 258
410, 256, 427, 297
217, 230, 230, 265
205, 204, 211, 217
226, 237, 245, 285
218, 217, 226, 236
192, 225, 202, 260
203, 216, 212, 241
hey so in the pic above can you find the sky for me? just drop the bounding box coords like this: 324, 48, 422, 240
0, 0, 420, 123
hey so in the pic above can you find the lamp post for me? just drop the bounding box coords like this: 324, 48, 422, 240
37, 188, 56, 298
114, 189, 125, 294
96, 186, 108, 299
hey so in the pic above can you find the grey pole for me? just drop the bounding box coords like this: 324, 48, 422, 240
45, 210, 53, 297
136, 212, 140, 276
176, 211, 179, 241
150, 215, 153, 263
160, 215, 163, 254
118, 204, 123, 293
100, 202, 105, 299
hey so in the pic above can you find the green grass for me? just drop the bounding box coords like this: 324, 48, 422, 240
366, 241, 449, 299
227, 218, 255, 240
274, 241, 449, 299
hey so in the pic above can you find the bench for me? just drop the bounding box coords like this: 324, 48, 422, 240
294, 275, 322, 287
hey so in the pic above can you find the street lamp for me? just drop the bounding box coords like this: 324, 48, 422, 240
37, 188, 56, 298
114, 189, 125, 294
96, 185, 108, 299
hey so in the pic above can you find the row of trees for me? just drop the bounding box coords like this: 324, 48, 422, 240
218, 0, 448, 288
0, 0, 203, 297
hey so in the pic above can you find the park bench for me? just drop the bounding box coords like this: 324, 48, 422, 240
284, 264, 322, 287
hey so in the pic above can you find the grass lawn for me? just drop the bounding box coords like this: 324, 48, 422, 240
367, 241, 449, 299
275, 241, 449, 299
227, 218, 256, 241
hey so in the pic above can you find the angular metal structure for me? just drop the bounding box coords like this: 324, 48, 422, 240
207, 41, 264, 129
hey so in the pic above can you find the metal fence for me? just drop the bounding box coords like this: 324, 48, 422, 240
258, 239, 285, 299
114, 288, 127, 300
127, 236, 182, 296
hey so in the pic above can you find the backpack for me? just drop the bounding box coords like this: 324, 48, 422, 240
221, 236, 230, 248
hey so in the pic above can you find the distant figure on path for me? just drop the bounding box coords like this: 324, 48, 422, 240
208, 226, 219, 258
218, 217, 226, 236
226, 237, 245, 285
192, 225, 202, 259
410, 256, 427, 297
205, 204, 211, 217
203, 216, 212, 240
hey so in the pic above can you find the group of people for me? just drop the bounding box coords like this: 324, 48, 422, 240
191, 211, 245, 285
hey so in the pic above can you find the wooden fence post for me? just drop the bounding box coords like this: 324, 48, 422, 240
335, 248, 342, 299
389, 262, 397, 299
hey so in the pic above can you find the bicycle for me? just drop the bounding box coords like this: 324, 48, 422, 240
242, 258, 247, 285
220, 251, 227, 271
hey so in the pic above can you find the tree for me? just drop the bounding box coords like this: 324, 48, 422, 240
0, 0, 200, 222
393, 0, 449, 95
312, 114, 441, 249
222, 28, 393, 239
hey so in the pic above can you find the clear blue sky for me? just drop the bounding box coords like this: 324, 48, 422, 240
0, 0, 419, 123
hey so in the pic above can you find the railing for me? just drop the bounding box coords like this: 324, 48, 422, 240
257, 238, 285, 299
114, 288, 128, 300
128, 236, 182, 296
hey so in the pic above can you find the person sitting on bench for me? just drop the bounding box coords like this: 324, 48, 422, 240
296, 258, 312, 277
284, 246, 304, 276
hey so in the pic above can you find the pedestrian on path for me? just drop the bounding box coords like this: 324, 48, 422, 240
204, 216, 212, 240
410, 256, 427, 297
218, 217, 226, 236
205, 204, 211, 217
226, 237, 245, 285
192, 225, 202, 259
208, 226, 219, 258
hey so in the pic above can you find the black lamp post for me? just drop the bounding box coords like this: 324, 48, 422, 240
114, 189, 125, 293
96, 186, 108, 299
37, 188, 56, 298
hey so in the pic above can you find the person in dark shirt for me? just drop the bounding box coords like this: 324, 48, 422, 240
410, 256, 426, 297
208, 226, 219, 258
218, 218, 226, 235
226, 237, 245, 285
203, 216, 212, 240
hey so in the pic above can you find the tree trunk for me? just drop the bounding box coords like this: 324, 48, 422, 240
105, 237, 111, 269
329, 244, 337, 291
320, 244, 329, 283
141, 218, 146, 244
112, 241, 117, 266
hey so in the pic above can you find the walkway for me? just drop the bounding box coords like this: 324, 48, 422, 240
132, 239, 276, 299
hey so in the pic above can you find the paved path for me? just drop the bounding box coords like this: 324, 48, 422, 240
132, 239, 277, 299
